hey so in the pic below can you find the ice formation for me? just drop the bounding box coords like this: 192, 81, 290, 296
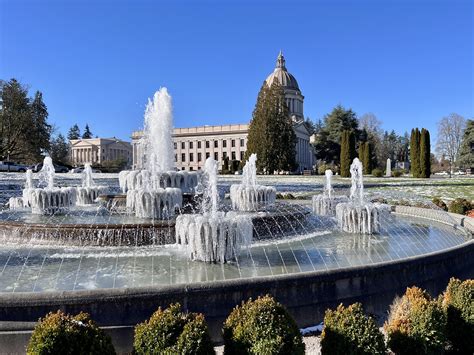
230, 154, 276, 211
312, 169, 349, 216
126, 188, 182, 219
75, 163, 108, 205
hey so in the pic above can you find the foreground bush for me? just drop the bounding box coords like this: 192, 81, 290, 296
392, 169, 404, 177
134, 303, 214, 355
371, 168, 383, 177
384, 287, 446, 355
432, 197, 448, 211
448, 198, 472, 215
320, 303, 386, 355
223, 295, 304, 355
441, 278, 474, 354
27, 311, 115, 355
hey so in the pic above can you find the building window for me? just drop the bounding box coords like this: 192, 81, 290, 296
223, 140, 227, 148
198, 141, 201, 149
189, 141, 193, 149
213, 140, 218, 148
206, 152, 210, 159
181, 142, 185, 149
231, 139, 235, 147
190, 153, 194, 162
231, 151, 236, 160
240, 139, 245, 147
198, 153, 202, 161
206, 141, 210, 148
175, 154, 177, 162
181, 153, 185, 162
240, 151, 244, 160
174, 142, 177, 149
190, 167, 193, 171
223, 152, 227, 159
214, 152, 218, 161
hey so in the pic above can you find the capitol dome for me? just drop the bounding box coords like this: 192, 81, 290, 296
265, 51, 300, 90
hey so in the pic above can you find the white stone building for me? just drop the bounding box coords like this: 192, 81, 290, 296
70, 137, 132, 167
132, 52, 314, 172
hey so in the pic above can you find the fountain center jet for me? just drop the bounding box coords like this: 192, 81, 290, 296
75, 164, 108, 205
312, 169, 349, 216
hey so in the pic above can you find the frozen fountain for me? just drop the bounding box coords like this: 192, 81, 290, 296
75, 164, 108, 205
230, 154, 276, 211
176, 158, 253, 263
335, 158, 388, 234
312, 169, 349, 216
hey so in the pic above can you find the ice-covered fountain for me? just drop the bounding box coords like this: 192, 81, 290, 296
312, 169, 349, 216
336, 158, 389, 234
230, 154, 276, 211
75, 164, 108, 205
176, 158, 253, 263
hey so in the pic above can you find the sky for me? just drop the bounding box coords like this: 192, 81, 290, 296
0, 0, 472, 142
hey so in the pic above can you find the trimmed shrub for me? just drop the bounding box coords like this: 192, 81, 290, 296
27, 311, 115, 355
392, 169, 404, 177
320, 303, 386, 355
384, 287, 446, 355
441, 278, 474, 354
134, 303, 214, 355
371, 168, 383, 177
223, 295, 304, 355
448, 198, 472, 215
432, 197, 448, 211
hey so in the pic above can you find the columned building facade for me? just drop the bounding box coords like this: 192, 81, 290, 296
70, 138, 132, 167
131, 52, 314, 172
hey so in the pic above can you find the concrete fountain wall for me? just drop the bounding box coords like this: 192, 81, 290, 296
0, 207, 472, 353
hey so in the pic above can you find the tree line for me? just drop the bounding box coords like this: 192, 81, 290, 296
0, 78, 96, 165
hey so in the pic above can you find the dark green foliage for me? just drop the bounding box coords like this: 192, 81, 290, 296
49, 134, 69, 164
340, 130, 355, 177
457, 119, 474, 169
230, 160, 240, 174
320, 303, 386, 355
312, 105, 359, 165
246, 80, 296, 173
67, 124, 81, 140
0, 79, 52, 163
82, 124, 93, 139
385, 287, 447, 355
27, 310, 115, 355
420, 128, 431, 178
432, 197, 448, 211
441, 278, 474, 354
223, 156, 229, 172
134, 303, 214, 355
410, 128, 421, 177
448, 198, 472, 215
371, 168, 383, 177
392, 169, 404, 177
222, 295, 304, 355
359, 141, 371, 174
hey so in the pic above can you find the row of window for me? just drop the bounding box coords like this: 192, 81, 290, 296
174, 138, 245, 150
177, 151, 245, 163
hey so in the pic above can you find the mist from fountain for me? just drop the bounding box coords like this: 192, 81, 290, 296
176, 157, 253, 263
312, 169, 349, 216
336, 158, 388, 234
230, 154, 276, 211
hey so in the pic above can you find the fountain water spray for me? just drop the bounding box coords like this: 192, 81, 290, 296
176, 157, 253, 263
312, 169, 348, 216
230, 154, 276, 211
335, 158, 388, 234
75, 163, 108, 205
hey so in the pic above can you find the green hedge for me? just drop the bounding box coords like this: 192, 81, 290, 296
27, 311, 115, 355
223, 295, 304, 355
448, 198, 472, 215
134, 303, 214, 355
384, 287, 446, 355
441, 278, 474, 354
432, 197, 448, 211
371, 168, 383, 177
320, 303, 386, 355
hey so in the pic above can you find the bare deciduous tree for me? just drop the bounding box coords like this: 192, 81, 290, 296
436, 113, 466, 176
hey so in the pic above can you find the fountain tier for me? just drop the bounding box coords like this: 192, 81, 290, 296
312, 169, 349, 216
126, 188, 182, 219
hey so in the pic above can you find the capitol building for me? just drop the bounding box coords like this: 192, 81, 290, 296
131, 52, 314, 172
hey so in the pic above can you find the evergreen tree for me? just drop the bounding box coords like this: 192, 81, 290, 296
49, 134, 69, 164
410, 128, 421, 177
222, 156, 229, 172
340, 130, 355, 177
245, 80, 296, 173
67, 124, 81, 140
30, 91, 52, 161
82, 124, 93, 139
420, 128, 431, 178
363, 142, 371, 174
457, 119, 474, 169
358, 142, 366, 168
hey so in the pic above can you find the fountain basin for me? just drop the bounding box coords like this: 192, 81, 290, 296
119, 170, 200, 194
336, 202, 390, 234
76, 186, 108, 205
230, 184, 276, 212
126, 188, 182, 219
312, 195, 349, 216
24, 187, 77, 215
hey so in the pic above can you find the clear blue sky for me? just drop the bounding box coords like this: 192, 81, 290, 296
1, 0, 472, 142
